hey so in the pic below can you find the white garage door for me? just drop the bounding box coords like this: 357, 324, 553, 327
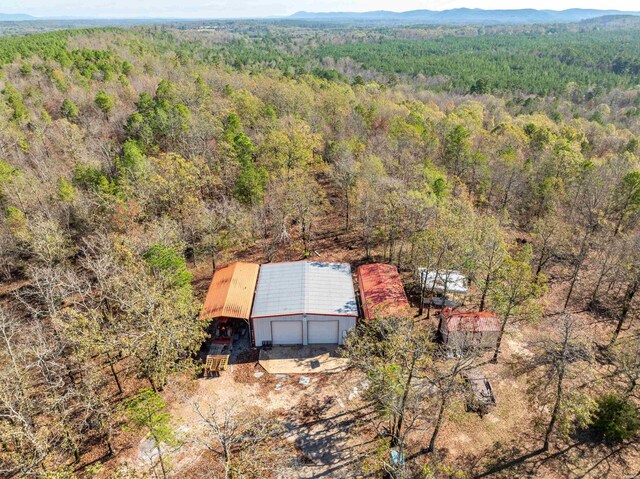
271, 320, 303, 345
308, 320, 339, 344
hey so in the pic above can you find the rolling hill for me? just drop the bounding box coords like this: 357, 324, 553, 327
0, 13, 36, 21
290, 8, 640, 25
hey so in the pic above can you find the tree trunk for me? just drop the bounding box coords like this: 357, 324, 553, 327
418, 276, 427, 316
492, 309, 512, 363
427, 395, 447, 453
345, 190, 350, 232
479, 271, 491, 311
589, 238, 617, 309
627, 377, 638, 396
191, 241, 197, 266
564, 230, 590, 310
156, 444, 168, 479
535, 246, 548, 278
589, 259, 609, 308
543, 365, 565, 452
610, 278, 639, 345
99, 416, 115, 456
106, 427, 114, 456
391, 351, 417, 447
396, 242, 405, 270
148, 375, 158, 393
564, 262, 581, 310
487, 179, 496, 207
612, 194, 635, 237
501, 171, 515, 210
70, 431, 80, 462
222, 442, 233, 479
107, 352, 123, 394
543, 321, 570, 451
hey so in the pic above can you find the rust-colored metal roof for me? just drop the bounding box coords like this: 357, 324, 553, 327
440, 310, 501, 333
201, 262, 260, 321
358, 263, 410, 319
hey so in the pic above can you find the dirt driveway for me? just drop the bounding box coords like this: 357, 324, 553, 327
155, 337, 373, 478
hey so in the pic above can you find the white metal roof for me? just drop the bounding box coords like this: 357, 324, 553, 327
419, 269, 468, 295
251, 262, 358, 318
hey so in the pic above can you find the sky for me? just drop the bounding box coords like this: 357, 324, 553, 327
3, 0, 640, 19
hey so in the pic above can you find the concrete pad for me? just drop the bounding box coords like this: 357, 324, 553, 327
258, 345, 349, 374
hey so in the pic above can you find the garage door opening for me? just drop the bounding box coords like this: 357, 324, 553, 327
271, 320, 303, 345
308, 320, 339, 344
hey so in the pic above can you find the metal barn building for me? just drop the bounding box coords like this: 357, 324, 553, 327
250, 262, 358, 346
358, 263, 411, 319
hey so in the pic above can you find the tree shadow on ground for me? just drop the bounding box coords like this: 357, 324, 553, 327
457, 429, 639, 478
285, 399, 376, 477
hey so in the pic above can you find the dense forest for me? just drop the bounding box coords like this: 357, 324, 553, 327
0, 18, 639, 479
316, 28, 640, 94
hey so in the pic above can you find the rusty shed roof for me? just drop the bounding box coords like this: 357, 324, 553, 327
201, 262, 260, 321
358, 263, 410, 319
440, 310, 501, 333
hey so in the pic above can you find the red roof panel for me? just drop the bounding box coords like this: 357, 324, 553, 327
440, 310, 501, 333
358, 263, 410, 319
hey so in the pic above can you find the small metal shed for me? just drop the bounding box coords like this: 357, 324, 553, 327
438, 308, 501, 350
250, 262, 358, 346
357, 263, 410, 320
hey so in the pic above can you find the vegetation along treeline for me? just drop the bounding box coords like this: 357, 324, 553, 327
0, 17, 639, 478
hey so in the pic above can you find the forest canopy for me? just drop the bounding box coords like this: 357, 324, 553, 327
0, 18, 639, 479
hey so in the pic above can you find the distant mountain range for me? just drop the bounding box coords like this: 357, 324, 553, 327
289, 8, 640, 25
2, 9, 640, 25
0, 13, 36, 21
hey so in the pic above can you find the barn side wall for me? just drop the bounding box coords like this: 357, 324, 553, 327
445, 330, 499, 350
252, 314, 356, 346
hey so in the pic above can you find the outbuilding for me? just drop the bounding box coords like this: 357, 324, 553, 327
250, 262, 358, 346
201, 261, 260, 322
419, 269, 467, 296
201, 261, 260, 375
357, 263, 410, 320
418, 269, 468, 308
438, 308, 501, 351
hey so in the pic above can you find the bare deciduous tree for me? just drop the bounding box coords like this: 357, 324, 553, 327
194, 400, 288, 479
